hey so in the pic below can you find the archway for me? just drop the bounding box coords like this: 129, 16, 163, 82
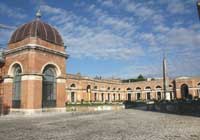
145, 86, 151, 100
70, 84, 76, 103
127, 94, 131, 101
108, 93, 110, 102
181, 84, 189, 99
156, 86, 162, 100
12, 64, 22, 108
86, 85, 91, 101
118, 94, 120, 101
127, 88, 132, 101
93, 86, 98, 101
42, 65, 56, 108
86, 85, 91, 93
136, 87, 141, 100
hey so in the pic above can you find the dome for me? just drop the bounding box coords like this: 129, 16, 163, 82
9, 19, 63, 46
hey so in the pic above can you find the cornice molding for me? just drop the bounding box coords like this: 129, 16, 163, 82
5, 44, 69, 59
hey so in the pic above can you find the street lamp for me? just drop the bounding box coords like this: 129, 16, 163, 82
197, 0, 200, 20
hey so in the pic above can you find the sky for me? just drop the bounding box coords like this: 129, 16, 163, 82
0, 0, 200, 79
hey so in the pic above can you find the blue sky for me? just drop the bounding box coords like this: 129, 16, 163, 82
0, 0, 200, 79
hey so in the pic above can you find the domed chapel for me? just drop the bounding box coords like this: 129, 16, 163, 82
2, 10, 68, 112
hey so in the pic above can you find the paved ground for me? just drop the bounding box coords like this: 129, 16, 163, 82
0, 109, 200, 140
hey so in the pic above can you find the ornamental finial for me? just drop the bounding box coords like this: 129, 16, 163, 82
36, 9, 42, 19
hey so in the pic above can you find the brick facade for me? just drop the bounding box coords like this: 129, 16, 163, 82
0, 37, 67, 113
66, 74, 200, 103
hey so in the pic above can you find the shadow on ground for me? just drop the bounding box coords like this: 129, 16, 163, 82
123, 100, 200, 117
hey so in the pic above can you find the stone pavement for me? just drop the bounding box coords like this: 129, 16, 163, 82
0, 110, 199, 140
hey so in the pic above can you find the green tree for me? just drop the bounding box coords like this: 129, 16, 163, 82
137, 74, 145, 80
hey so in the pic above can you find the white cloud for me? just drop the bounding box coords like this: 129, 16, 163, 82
154, 25, 170, 33
1, 1, 198, 78
41, 5, 64, 15
98, 14, 135, 32
106, 63, 163, 79
166, 28, 200, 47
167, 1, 187, 14
119, 0, 155, 20
140, 33, 156, 46
39, 1, 200, 77
0, 3, 26, 19
0, 29, 12, 47
100, 0, 114, 7
41, 4, 144, 60
152, 14, 164, 25
0, 24, 16, 30
66, 29, 144, 60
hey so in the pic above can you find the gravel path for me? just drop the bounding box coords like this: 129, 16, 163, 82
0, 110, 199, 140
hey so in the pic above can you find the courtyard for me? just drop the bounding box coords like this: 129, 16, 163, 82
0, 110, 199, 140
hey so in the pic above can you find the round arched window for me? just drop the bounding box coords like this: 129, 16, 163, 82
181, 84, 189, 99
42, 66, 56, 108
12, 64, 22, 108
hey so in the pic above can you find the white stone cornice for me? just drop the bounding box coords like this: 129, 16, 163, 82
57, 78, 66, 83
21, 75, 42, 81
4, 77, 13, 83
5, 44, 68, 58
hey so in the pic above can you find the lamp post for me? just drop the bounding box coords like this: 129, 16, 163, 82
197, 0, 200, 20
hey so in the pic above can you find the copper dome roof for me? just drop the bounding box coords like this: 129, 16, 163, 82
9, 19, 63, 46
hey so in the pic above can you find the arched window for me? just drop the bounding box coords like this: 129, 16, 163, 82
108, 93, 110, 102
127, 87, 132, 91
145, 86, 151, 100
86, 85, 91, 93
70, 84, 76, 88
42, 66, 56, 108
156, 86, 161, 89
145, 86, 151, 90
118, 94, 120, 101
12, 64, 22, 108
136, 87, 141, 100
136, 87, 141, 90
93, 86, 97, 102
70, 84, 76, 103
181, 84, 189, 99
156, 86, 162, 100
127, 88, 132, 101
